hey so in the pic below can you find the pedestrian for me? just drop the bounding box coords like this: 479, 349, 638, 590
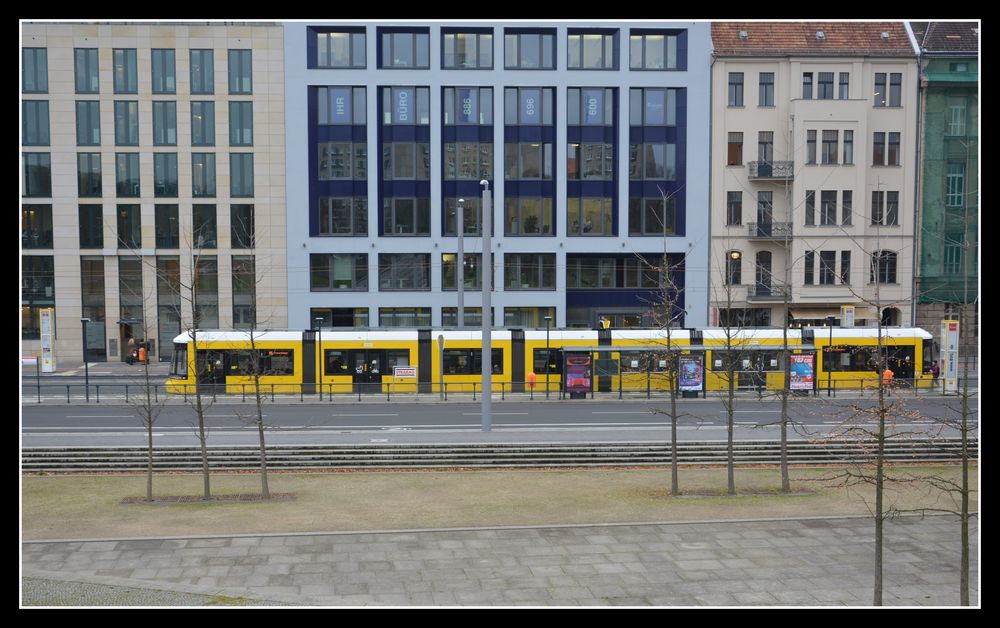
126, 337, 136, 365
931, 360, 940, 381
137, 343, 147, 365
882, 365, 894, 387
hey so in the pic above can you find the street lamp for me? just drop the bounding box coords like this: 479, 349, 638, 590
544, 315, 553, 399
80, 318, 91, 402
315, 317, 323, 399
826, 315, 836, 397
456, 198, 465, 329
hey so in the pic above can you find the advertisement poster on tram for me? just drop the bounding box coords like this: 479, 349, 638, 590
564, 354, 593, 395
678, 355, 704, 391
790, 354, 815, 390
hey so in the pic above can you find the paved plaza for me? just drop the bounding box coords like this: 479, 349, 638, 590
22, 514, 977, 606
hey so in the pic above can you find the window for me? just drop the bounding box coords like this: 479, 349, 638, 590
504, 87, 554, 125
567, 88, 613, 126
316, 29, 366, 68
870, 251, 897, 284
757, 131, 773, 163
113, 49, 137, 93
22, 256, 54, 340
872, 132, 885, 165
817, 72, 834, 99
568, 30, 617, 70
318, 142, 367, 180
840, 250, 851, 284
23, 48, 48, 93
629, 30, 680, 70
383, 197, 430, 236
443, 87, 492, 125
504, 30, 555, 69
806, 130, 816, 164
232, 256, 255, 329
567, 197, 613, 236
566, 257, 618, 289
380, 29, 430, 69
192, 204, 217, 248
383, 142, 431, 180
726, 192, 742, 226
114, 101, 139, 146
505, 142, 553, 180
871, 191, 899, 226
887, 132, 900, 166
822, 130, 838, 164
629, 88, 677, 126
759, 72, 774, 106
228, 50, 252, 94
443, 307, 492, 327
805, 190, 815, 226
318, 87, 367, 125
191, 153, 216, 197
728, 72, 744, 106
117, 204, 141, 248
843, 130, 854, 165
946, 164, 965, 207
874, 73, 887, 107
190, 49, 214, 94
504, 253, 555, 290
230, 154, 254, 197
803, 251, 814, 285
889, 73, 901, 107
444, 142, 492, 180
229, 101, 253, 146
153, 153, 178, 197
231, 204, 255, 248
74, 49, 99, 93
191, 102, 215, 146
442, 253, 484, 290
571, 143, 614, 180
443, 349, 503, 375
75, 101, 99, 146
628, 143, 675, 180
78, 205, 103, 248
802, 72, 813, 99
77, 153, 102, 197
504, 197, 553, 235
628, 197, 677, 236
727, 132, 743, 166
819, 251, 836, 285
155, 205, 179, 248
726, 251, 741, 285
378, 253, 430, 290
318, 197, 367, 236
151, 49, 176, 94
383, 86, 431, 125
444, 197, 482, 236
311, 254, 368, 290
152, 101, 177, 146
22, 205, 53, 249
950, 62, 969, 73
23, 101, 49, 146
379, 308, 430, 327
839, 72, 849, 99
193, 256, 219, 328
23, 153, 51, 197
115, 153, 140, 197
943, 239, 963, 275
442, 30, 492, 69
842, 190, 853, 225
946, 98, 967, 136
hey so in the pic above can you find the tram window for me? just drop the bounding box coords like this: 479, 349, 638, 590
532, 348, 562, 375
444, 348, 503, 374
171, 345, 188, 377
325, 350, 348, 374
385, 350, 410, 369
261, 349, 294, 375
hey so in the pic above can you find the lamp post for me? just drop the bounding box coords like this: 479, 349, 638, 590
315, 317, 323, 399
480, 179, 492, 432
826, 315, 835, 397
456, 198, 465, 329
80, 318, 91, 402
544, 315, 553, 399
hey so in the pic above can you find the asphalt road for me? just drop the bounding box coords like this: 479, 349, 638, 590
21, 397, 975, 447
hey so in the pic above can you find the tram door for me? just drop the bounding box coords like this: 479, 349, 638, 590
351, 350, 384, 394
195, 350, 228, 391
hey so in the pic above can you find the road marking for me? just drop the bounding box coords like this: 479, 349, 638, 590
332, 413, 399, 417
591, 411, 648, 414
461, 412, 529, 416
719, 410, 780, 413
65, 415, 133, 418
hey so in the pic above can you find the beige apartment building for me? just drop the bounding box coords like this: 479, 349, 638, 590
21, 22, 287, 365
709, 22, 918, 329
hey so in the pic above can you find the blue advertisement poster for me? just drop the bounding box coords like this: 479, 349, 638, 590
678, 355, 704, 391
790, 354, 815, 390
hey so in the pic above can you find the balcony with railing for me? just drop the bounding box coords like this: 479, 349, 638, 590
748, 161, 794, 181
746, 283, 787, 302
747, 222, 792, 241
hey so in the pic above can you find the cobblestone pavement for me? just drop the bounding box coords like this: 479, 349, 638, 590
22, 515, 978, 607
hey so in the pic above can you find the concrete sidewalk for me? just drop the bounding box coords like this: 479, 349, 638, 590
22, 514, 978, 607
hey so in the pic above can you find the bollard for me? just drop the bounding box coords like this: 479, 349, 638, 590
472, 382, 476, 401
67, 385, 71, 404
96, 385, 100, 404
444, 382, 448, 401
501, 382, 505, 400
125, 384, 129, 404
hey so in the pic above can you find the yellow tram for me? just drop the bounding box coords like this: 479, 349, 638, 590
165, 326, 934, 395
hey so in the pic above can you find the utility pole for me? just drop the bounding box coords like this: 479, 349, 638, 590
480, 180, 492, 432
